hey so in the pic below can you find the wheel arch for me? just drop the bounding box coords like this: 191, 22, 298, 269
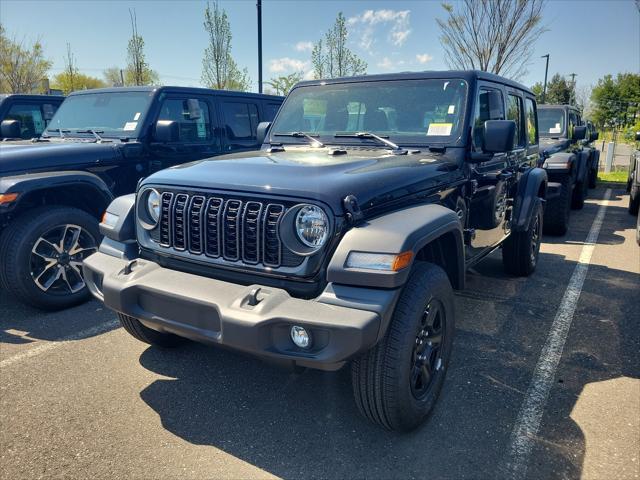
511, 167, 547, 231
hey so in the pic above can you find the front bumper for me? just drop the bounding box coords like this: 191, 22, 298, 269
83, 252, 387, 370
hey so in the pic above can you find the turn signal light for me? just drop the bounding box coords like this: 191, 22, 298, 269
0, 193, 19, 204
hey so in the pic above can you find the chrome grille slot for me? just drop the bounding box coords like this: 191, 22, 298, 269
187, 196, 205, 254
222, 200, 242, 261
159, 192, 173, 247
204, 197, 223, 257
242, 202, 263, 264
263, 204, 284, 267
172, 194, 189, 251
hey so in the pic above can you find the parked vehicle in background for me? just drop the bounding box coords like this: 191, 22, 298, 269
84, 71, 547, 431
628, 132, 640, 216
538, 104, 592, 235
583, 120, 600, 188
0, 94, 65, 140
0, 86, 284, 310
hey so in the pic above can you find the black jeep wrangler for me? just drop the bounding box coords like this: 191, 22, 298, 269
84, 71, 547, 431
0, 86, 283, 309
0, 94, 65, 140
538, 104, 598, 234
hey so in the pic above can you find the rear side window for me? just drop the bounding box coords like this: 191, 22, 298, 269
5, 103, 45, 138
507, 94, 525, 147
525, 98, 538, 146
263, 103, 281, 121
157, 98, 212, 143
221, 102, 259, 141
568, 111, 578, 139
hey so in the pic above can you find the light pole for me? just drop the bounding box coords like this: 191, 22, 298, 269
569, 73, 577, 106
541, 54, 549, 103
257, 0, 263, 93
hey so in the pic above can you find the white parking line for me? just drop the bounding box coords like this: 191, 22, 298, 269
501, 188, 612, 479
0, 319, 119, 368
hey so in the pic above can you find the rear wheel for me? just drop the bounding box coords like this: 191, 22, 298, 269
502, 199, 543, 276
544, 177, 571, 235
118, 313, 183, 347
0, 206, 100, 310
571, 178, 587, 209
351, 262, 455, 431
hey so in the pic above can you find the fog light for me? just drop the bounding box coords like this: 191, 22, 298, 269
290, 325, 311, 349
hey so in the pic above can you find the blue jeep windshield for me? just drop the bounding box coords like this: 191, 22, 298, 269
538, 107, 566, 137
44, 91, 153, 138
271, 79, 468, 146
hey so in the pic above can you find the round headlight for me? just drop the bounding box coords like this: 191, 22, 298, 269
146, 189, 160, 223
295, 205, 329, 248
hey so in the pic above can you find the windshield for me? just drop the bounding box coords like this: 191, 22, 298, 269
44, 91, 153, 138
538, 108, 566, 137
270, 79, 468, 146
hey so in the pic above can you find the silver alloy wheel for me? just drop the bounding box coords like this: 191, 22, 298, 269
30, 224, 97, 294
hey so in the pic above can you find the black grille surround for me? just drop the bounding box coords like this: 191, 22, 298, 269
141, 188, 318, 271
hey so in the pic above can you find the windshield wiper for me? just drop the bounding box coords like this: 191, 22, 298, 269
44, 128, 70, 139
334, 131, 407, 154
273, 131, 325, 148
74, 129, 105, 142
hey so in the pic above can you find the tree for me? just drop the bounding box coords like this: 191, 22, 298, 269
51, 72, 106, 95
201, 1, 252, 91
531, 82, 544, 99
126, 10, 158, 86
266, 72, 303, 96
0, 24, 52, 93
591, 73, 640, 128
103, 66, 124, 87
543, 74, 572, 105
62, 42, 79, 93
437, 0, 547, 80
311, 12, 367, 79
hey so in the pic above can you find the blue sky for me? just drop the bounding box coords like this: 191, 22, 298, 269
1, 0, 638, 92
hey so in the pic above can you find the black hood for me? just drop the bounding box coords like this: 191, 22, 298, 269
540, 137, 571, 155
141, 147, 466, 214
0, 140, 122, 176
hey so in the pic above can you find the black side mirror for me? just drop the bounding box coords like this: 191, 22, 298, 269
186, 99, 201, 120
42, 103, 55, 121
154, 120, 179, 143
257, 121, 271, 145
1, 119, 21, 139
572, 125, 586, 141
483, 120, 515, 153
591, 131, 599, 142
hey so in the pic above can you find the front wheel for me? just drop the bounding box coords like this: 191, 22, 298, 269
0, 206, 100, 310
351, 262, 455, 431
502, 199, 543, 276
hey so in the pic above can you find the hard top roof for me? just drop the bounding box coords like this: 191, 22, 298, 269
67, 85, 283, 100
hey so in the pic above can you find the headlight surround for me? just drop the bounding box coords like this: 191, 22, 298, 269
138, 188, 160, 230
294, 204, 329, 249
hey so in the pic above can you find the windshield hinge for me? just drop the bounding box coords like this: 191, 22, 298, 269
343, 195, 364, 224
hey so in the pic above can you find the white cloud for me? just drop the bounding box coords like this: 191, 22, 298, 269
416, 53, 433, 65
294, 41, 314, 52
376, 57, 406, 71
269, 57, 309, 73
347, 9, 412, 50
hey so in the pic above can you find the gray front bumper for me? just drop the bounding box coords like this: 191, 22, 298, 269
83, 252, 391, 370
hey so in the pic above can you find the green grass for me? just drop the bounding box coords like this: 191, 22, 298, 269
598, 171, 628, 184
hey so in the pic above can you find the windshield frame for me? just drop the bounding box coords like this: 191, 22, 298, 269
43, 90, 154, 139
538, 106, 567, 138
268, 78, 470, 148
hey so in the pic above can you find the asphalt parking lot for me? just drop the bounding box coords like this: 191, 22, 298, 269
1, 186, 638, 480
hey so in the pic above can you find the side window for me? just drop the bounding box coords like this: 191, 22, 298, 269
221, 101, 259, 143
263, 103, 281, 121
157, 98, 212, 143
568, 111, 578, 139
473, 88, 504, 151
525, 98, 538, 146
507, 94, 525, 147
6, 103, 45, 138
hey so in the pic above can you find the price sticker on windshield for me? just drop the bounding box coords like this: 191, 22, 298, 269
427, 123, 453, 136
123, 121, 138, 131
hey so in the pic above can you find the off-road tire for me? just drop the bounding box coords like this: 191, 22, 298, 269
588, 168, 597, 189
0, 206, 100, 310
629, 186, 640, 215
544, 177, 571, 235
351, 262, 455, 432
118, 313, 183, 347
571, 178, 587, 210
502, 199, 543, 276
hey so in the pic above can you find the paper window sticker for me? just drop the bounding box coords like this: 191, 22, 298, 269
134, 112, 141, 121
197, 122, 206, 138
549, 126, 561, 134
123, 121, 138, 131
427, 123, 453, 136
448, 105, 455, 114
555, 123, 560, 128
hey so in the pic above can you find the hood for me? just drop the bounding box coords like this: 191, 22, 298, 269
0, 140, 122, 176
142, 147, 465, 215
540, 137, 571, 155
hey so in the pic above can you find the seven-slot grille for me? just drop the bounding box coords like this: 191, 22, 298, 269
154, 191, 289, 268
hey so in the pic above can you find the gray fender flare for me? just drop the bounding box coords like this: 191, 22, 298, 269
545, 151, 577, 176
511, 167, 547, 231
327, 203, 464, 289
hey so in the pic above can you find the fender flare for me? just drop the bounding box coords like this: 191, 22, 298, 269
327, 203, 464, 289
511, 167, 547, 231
544, 151, 577, 175
576, 150, 590, 184
0, 170, 114, 213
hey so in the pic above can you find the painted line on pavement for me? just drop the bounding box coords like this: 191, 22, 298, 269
0, 319, 119, 368
501, 188, 612, 478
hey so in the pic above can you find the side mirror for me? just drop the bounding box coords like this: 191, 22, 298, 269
635, 131, 640, 142
42, 103, 55, 121
257, 121, 271, 145
154, 120, 179, 143
1, 119, 21, 139
483, 120, 515, 153
186, 99, 201, 120
591, 131, 599, 142
572, 125, 586, 141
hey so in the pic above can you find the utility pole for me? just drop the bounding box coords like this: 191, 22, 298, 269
120, 69, 125, 87
569, 73, 577, 106
541, 54, 549, 104
257, 0, 263, 93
